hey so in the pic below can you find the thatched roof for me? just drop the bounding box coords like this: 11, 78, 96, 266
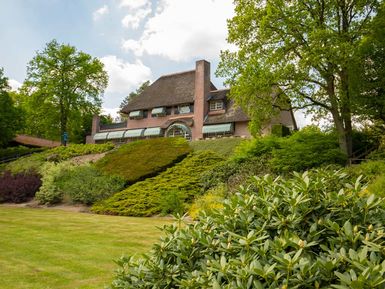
121, 70, 217, 113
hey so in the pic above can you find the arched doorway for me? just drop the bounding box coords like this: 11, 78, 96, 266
165, 123, 192, 140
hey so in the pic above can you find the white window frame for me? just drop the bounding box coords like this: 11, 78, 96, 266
178, 105, 191, 114
209, 101, 224, 111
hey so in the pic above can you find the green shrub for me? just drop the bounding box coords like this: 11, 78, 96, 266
269, 128, 347, 173
271, 124, 291, 137
110, 169, 385, 288
367, 175, 385, 197
232, 135, 280, 161
190, 138, 245, 157
96, 138, 191, 183
36, 162, 125, 205
350, 160, 385, 181
92, 151, 224, 216
35, 162, 70, 204
201, 156, 272, 192
5, 143, 114, 173
188, 184, 227, 219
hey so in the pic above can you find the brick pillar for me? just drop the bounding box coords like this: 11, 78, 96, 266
92, 115, 100, 135
192, 60, 210, 140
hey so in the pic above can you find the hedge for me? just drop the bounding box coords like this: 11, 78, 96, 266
92, 151, 224, 216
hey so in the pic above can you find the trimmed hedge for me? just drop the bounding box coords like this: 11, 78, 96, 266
0, 146, 44, 161
95, 138, 192, 183
0, 171, 42, 203
92, 151, 224, 216
110, 169, 385, 288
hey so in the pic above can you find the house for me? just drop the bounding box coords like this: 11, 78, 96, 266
88, 60, 296, 143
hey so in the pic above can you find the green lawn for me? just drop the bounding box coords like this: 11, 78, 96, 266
190, 137, 245, 157
0, 206, 171, 289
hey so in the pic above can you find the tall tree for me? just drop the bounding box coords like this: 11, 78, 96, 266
22, 40, 108, 144
217, 0, 383, 157
0, 68, 24, 147
350, 3, 385, 124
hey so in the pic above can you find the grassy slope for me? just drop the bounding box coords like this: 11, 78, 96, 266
96, 138, 192, 183
0, 207, 171, 289
190, 138, 245, 157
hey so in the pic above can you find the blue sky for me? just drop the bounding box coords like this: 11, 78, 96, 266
0, 0, 234, 114
0, 0, 309, 126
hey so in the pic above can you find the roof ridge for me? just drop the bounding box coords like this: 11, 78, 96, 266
159, 69, 195, 79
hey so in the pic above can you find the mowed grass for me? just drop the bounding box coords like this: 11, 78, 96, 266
190, 137, 245, 157
0, 206, 171, 289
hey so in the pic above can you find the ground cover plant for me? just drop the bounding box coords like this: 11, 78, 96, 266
96, 138, 192, 183
92, 151, 224, 216
5, 143, 114, 173
111, 168, 385, 288
232, 127, 347, 174
0, 171, 42, 203
0, 207, 170, 289
0, 146, 44, 161
190, 137, 244, 157
36, 162, 125, 205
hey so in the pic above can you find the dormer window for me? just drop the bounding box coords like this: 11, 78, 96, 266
210, 100, 224, 111
151, 107, 166, 117
129, 110, 143, 119
178, 105, 191, 114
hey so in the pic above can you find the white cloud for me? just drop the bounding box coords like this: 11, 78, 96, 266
121, 6, 152, 29
100, 55, 152, 94
8, 79, 22, 91
121, 0, 235, 61
102, 107, 121, 120
93, 5, 109, 21
119, 0, 149, 10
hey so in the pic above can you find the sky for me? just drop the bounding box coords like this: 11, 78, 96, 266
0, 0, 309, 126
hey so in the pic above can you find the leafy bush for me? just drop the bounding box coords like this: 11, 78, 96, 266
36, 162, 125, 205
92, 151, 224, 216
232, 127, 347, 173
201, 156, 272, 192
0, 171, 42, 203
190, 138, 245, 157
96, 138, 192, 183
232, 135, 280, 162
269, 127, 347, 173
350, 160, 385, 181
5, 143, 114, 173
59, 164, 125, 205
188, 184, 227, 219
111, 169, 385, 288
35, 162, 70, 204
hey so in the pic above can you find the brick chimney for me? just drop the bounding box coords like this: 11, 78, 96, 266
92, 115, 100, 135
192, 60, 210, 140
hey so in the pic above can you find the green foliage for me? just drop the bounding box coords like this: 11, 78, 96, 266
351, 160, 385, 181
188, 184, 227, 219
231, 127, 346, 174
190, 138, 245, 157
217, 0, 383, 155
0, 146, 43, 161
20, 39, 108, 143
5, 143, 114, 173
201, 156, 272, 192
271, 124, 291, 137
0, 68, 24, 147
96, 138, 191, 183
36, 162, 125, 205
111, 169, 385, 288
232, 135, 280, 161
92, 151, 224, 216
35, 162, 69, 204
269, 127, 347, 173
